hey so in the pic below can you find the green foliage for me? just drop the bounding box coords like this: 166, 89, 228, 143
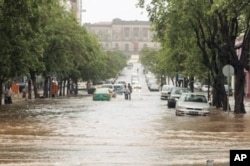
140, 47, 158, 73
138, 0, 250, 112
0, 0, 124, 92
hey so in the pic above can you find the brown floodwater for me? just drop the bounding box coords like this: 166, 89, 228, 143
0, 92, 249, 166
0, 64, 250, 166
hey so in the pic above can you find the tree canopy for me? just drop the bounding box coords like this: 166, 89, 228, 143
138, 0, 250, 113
0, 0, 127, 104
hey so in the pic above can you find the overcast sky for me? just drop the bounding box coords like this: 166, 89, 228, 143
81, 0, 149, 23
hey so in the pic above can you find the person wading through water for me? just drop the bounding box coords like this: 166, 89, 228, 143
128, 83, 132, 100
124, 84, 129, 100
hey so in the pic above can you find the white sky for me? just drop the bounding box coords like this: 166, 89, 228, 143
81, 0, 149, 23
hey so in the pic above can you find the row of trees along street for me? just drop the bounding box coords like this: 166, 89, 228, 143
0, 0, 127, 105
138, 0, 250, 113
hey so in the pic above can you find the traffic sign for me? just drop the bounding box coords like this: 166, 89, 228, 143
222, 65, 234, 77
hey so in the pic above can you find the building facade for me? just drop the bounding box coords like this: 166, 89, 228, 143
85, 18, 160, 55
62, 0, 82, 24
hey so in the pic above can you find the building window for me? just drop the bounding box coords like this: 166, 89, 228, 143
115, 43, 119, 49
124, 27, 130, 38
143, 28, 148, 38
133, 27, 139, 38
125, 43, 129, 51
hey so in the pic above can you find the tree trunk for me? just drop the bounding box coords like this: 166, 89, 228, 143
67, 78, 71, 95
63, 78, 66, 96
43, 77, 49, 98
30, 72, 39, 98
234, 67, 246, 113
28, 79, 32, 99
58, 79, 62, 96
0, 81, 3, 105
189, 76, 194, 92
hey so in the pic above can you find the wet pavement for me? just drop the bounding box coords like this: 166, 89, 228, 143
0, 63, 250, 166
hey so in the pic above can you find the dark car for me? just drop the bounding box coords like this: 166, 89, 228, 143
167, 87, 191, 108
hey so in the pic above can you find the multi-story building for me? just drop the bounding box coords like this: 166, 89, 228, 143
85, 18, 160, 55
62, 0, 82, 24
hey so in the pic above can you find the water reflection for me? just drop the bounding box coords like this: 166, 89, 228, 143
0, 89, 250, 165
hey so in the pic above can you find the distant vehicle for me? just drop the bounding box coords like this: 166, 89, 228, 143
131, 73, 139, 81
77, 82, 86, 90
201, 85, 212, 92
193, 82, 202, 90
149, 83, 160, 91
147, 79, 156, 89
127, 63, 133, 69
101, 84, 116, 97
175, 93, 211, 116
131, 79, 139, 85
92, 88, 112, 101
160, 85, 174, 100
224, 84, 233, 96
167, 87, 191, 108
117, 81, 126, 86
113, 84, 124, 95
133, 83, 142, 89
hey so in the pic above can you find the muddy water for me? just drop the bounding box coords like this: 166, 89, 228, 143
0, 92, 250, 166
1, 63, 250, 165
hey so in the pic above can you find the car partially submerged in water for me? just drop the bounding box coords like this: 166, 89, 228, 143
92, 88, 112, 101
175, 93, 211, 116
167, 87, 191, 108
113, 84, 124, 95
160, 85, 174, 100
101, 84, 116, 97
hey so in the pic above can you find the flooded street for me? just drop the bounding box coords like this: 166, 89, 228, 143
1, 64, 250, 166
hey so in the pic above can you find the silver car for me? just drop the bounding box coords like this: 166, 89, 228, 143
160, 85, 174, 100
175, 93, 211, 116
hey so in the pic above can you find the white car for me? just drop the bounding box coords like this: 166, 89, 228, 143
133, 83, 142, 89
160, 85, 174, 100
101, 84, 116, 97
77, 82, 87, 90
201, 85, 212, 92
149, 83, 160, 91
175, 93, 211, 116
194, 82, 202, 90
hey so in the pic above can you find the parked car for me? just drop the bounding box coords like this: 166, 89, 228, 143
224, 84, 233, 96
149, 83, 160, 91
175, 93, 211, 116
193, 82, 202, 90
92, 88, 112, 101
201, 85, 213, 92
167, 87, 191, 108
147, 79, 157, 89
77, 81, 87, 90
160, 85, 174, 100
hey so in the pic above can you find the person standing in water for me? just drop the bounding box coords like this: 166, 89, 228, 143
128, 83, 132, 100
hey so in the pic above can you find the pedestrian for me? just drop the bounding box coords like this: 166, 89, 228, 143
128, 83, 132, 100
22, 88, 26, 98
124, 85, 129, 100
4, 87, 12, 104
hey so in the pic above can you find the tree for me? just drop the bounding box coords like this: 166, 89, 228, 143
138, 0, 250, 113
